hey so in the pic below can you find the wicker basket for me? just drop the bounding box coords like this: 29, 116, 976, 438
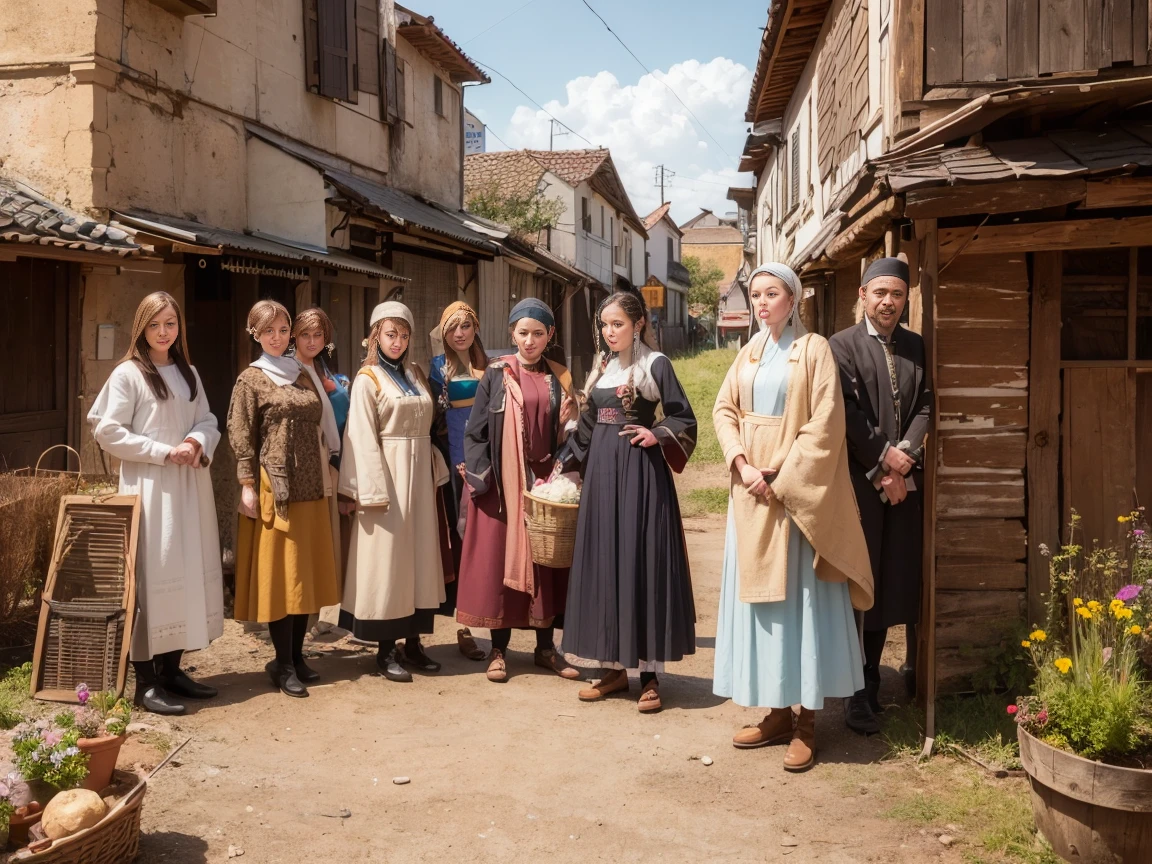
522, 491, 579, 568
13, 772, 146, 863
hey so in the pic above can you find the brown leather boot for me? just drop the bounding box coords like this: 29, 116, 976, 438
732, 709, 794, 749
783, 707, 816, 772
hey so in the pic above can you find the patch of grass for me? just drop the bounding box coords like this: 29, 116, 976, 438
883, 763, 1059, 864
883, 693, 1022, 770
671, 348, 738, 465
680, 486, 729, 518
135, 728, 174, 755
0, 661, 33, 729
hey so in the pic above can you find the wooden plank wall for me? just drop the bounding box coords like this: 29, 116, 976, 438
816, 0, 870, 183
934, 253, 1030, 693
927, 0, 1151, 85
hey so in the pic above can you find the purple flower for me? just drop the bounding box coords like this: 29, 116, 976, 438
40, 730, 62, 747
76, 689, 89, 705
1134, 529, 1145, 536
1116, 584, 1143, 602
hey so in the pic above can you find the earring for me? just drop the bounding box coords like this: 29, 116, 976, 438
326, 343, 335, 357
633, 329, 640, 356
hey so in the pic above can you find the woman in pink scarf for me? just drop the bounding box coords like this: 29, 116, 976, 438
456, 298, 581, 684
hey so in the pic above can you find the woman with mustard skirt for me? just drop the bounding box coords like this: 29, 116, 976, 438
227, 299, 340, 698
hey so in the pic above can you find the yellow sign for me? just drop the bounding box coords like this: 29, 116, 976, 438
642, 278, 665, 309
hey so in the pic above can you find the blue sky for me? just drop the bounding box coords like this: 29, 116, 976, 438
422, 0, 766, 224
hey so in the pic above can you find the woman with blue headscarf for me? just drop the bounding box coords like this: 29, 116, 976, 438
457, 298, 582, 684
711, 263, 873, 772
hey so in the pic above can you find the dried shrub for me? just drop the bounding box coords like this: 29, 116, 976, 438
0, 473, 74, 630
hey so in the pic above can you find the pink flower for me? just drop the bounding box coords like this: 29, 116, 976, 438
41, 730, 62, 747
1116, 584, 1143, 602
1134, 529, 1145, 537
1036, 710, 1048, 725
1006, 704, 1018, 715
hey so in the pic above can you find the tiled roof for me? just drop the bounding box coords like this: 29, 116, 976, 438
522, 149, 611, 187
0, 177, 148, 256
464, 151, 546, 201
681, 225, 743, 245
642, 202, 671, 231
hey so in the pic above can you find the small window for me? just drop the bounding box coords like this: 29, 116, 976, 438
600, 206, 605, 239
667, 236, 673, 262
581, 197, 591, 232
790, 130, 800, 209
434, 76, 444, 117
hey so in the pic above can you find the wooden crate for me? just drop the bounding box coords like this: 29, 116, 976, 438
31, 495, 140, 703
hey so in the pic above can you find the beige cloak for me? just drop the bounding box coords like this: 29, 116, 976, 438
712, 330, 874, 611
338, 363, 449, 625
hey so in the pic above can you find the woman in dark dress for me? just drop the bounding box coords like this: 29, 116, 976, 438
457, 298, 581, 684
559, 290, 698, 713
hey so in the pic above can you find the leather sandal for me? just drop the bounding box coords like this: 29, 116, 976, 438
534, 648, 580, 679
637, 680, 662, 713
578, 669, 628, 701
458, 628, 486, 661
732, 709, 794, 749
486, 648, 508, 683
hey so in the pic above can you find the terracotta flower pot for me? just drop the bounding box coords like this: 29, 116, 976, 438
1018, 726, 1152, 862
77, 733, 126, 793
7, 805, 42, 849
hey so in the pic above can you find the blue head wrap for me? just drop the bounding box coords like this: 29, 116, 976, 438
508, 297, 554, 329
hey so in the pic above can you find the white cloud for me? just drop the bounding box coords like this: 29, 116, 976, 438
497, 57, 753, 226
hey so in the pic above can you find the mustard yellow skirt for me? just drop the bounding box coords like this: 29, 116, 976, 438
234, 469, 340, 623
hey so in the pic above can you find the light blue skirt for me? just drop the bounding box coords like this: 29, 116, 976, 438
713, 501, 864, 710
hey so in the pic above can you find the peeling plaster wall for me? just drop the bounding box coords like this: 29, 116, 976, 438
389, 38, 462, 209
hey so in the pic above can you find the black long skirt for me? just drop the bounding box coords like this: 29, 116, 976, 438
561, 425, 696, 667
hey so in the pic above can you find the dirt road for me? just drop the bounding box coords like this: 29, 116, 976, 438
123, 505, 967, 864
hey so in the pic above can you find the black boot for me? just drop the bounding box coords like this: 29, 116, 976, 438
845, 689, 881, 736
294, 660, 321, 683
376, 645, 412, 682
291, 614, 319, 682
158, 651, 217, 699
863, 665, 884, 715
265, 660, 308, 698
132, 660, 186, 716
401, 637, 441, 673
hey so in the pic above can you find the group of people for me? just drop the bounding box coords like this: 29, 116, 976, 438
87, 253, 929, 773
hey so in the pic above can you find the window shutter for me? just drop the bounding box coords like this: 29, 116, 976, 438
790, 131, 800, 208
667, 236, 673, 262
396, 59, 407, 123
317, 0, 355, 102
356, 0, 378, 96
434, 76, 444, 116
303, 0, 320, 93
381, 39, 398, 122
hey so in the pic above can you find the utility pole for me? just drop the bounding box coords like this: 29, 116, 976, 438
654, 164, 675, 204
549, 119, 569, 151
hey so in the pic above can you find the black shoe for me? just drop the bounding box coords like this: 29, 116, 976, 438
864, 676, 884, 715
376, 647, 413, 682
162, 670, 218, 700
845, 690, 882, 736
900, 663, 916, 698
293, 660, 321, 683
401, 640, 441, 673
133, 684, 186, 716
266, 660, 308, 698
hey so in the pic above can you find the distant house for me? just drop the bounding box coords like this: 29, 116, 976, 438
680, 209, 745, 289
641, 202, 690, 352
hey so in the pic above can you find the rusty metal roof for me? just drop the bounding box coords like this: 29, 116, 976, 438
0, 177, 149, 256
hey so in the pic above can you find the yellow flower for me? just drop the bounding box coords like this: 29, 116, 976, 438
1088, 600, 1103, 613
1021, 640, 1032, 648
1110, 598, 1125, 610
1054, 657, 1073, 674
1116, 607, 1134, 620
1130, 625, 1143, 636
1119, 515, 1132, 523
1029, 629, 1047, 642
1073, 598, 1084, 607
1076, 606, 1093, 620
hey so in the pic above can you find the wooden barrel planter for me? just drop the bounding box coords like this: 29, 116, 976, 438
1018, 727, 1152, 861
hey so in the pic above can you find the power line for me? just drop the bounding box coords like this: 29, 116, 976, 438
654, 164, 675, 203
461, 0, 542, 46
485, 124, 514, 151
468, 56, 597, 148
576, 0, 735, 163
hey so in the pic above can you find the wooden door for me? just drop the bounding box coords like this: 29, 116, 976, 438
1062, 368, 1137, 548
184, 257, 236, 430
0, 258, 70, 470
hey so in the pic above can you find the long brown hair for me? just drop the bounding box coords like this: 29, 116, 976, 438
441, 305, 487, 381
121, 291, 198, 401
292, 307, 336, 377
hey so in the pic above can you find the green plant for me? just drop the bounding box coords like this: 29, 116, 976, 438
680, 487, 729, 517
11, 720, 89, 789
683, 255, 726, 312
0, 776, 13, 835
670, 348, 737, 464
969, 623, 1034, 696
0, 662, 32, 730
465, 182, 566, 238
62, 683, 132, 738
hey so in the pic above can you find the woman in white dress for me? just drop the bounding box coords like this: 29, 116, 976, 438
88, 291, 223, 716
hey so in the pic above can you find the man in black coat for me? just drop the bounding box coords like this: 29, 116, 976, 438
829, 255, 932, 735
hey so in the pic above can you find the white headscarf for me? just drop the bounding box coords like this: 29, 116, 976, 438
746, 262, 808, 337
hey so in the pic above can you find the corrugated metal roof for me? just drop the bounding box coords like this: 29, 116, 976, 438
323, 167, 498, 252
115, 210, 409, 281
1, 177, 149, 256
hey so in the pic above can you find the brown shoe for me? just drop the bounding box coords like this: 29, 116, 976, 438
637, 679, 662, 713
783, 707, 816, 772
732, 709, 794, 749
534, 648, 580, 679
485, 648, 508, 683
458, 628, 486, 661
578, 669, 628, 701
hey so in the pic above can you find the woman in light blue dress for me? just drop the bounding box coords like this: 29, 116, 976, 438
712, 263, 874, 772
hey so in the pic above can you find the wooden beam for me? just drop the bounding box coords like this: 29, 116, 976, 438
1080, 176, 1152, 209
938, 214, 1152, 259
1027, 251, 1061, 628
919, 218, 938, 721
894, 0, 925, 106
826, 196, 904, 262
904, 179, 1087, 219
